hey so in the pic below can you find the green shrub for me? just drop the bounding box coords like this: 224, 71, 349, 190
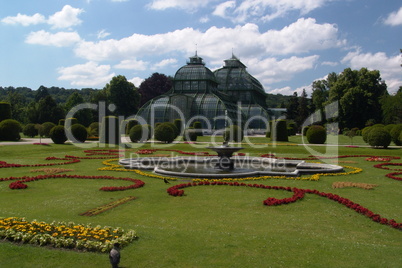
49, 125, 67, 144
183, 127, 197, 142
23, 123, 38, 138
41, 122, 56, 137
174, 119, 183, 136
306, 125, 326, 144
88, 122, 100, 137
70, 123, 88, 143
223, 125, 244, 142
129, 124, 152, 143
58, 119, 65, 126
154, 122, 178, 143
367, 127, 391, 148
271, 120, 288, 142
125, 120, 138, 135
0, 119, 21, 141
384, 124, 396, 133
193, 121, 203, 136
0, 102, 11, 122
287, 122, 296, 136
390, 124, 402, 146
100, 116, 120, 145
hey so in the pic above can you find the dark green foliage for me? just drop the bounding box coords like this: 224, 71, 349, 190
384, 124, 395, 133
59, 119, 65, 126
49, 125, 67, 144
390, 124, 402, 146
287, 122, 296, 136
125, 120, 138, 135
129, 124, 152, 143
265, 121, 272, 138
70, 124, 88, 143
223, 125, 244, 142
23, 123, 38, 138
399, 131, 402, 146
183, 127, 197, 142
41, 122, 56, 137
306, 125, 326, 144
65, 118, 78, 127
192, 121, 203, 136
271, 120, 288, 142
88, 122, 100, 137
138, 73, 173, 107
302, 126, 309, 136
100, 116, 120, 145
367, 127, 391, 148
0, 119, 21, 141
154, 122, 178, 143
362, 126, 372, 143
173, 119, 182, 136
0, 102, 11, 122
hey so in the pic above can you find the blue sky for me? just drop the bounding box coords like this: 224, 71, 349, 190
1, 0, 401, 96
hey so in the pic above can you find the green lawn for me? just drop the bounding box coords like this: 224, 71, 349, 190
0, 138, 401, 267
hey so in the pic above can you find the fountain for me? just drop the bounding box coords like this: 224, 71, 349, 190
119, 143, 344, 179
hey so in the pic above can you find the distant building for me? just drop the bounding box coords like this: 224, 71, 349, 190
136, 53, 275, 131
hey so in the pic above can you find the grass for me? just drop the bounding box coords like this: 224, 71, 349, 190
0, 137, 401, 267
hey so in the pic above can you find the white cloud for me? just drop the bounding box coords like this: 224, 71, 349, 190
97, 29, 111, 39
213, 0, 331, 22
341, 50, 402, 94
114, 59, 149, 70
48, 5, 84, 29
129, 77, 145, 87
58, 61, 115, 87
148, 0, 217, 11
212, 1, 236, 18
25, 30, 81, 47
152, 58, 178, 69
248, 55, 320, 85
384, 6, 402, 26
75, 18, 343, 62
321, 61, 338, 67
1, 13, 46, 26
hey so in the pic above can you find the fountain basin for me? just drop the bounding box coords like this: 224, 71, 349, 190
119, 156, 344, 179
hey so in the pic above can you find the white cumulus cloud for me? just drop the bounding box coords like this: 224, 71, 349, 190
1, 13, 46, 26
148, 0, 217, 11
384, 6, 402, 26
25, 30, 81, 47
58, 61, 115, 87
114, 59, 149, 70
48, 5, 84, 29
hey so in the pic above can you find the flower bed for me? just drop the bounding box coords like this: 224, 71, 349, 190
166, 182, 401, 230
0, 217, 136, 252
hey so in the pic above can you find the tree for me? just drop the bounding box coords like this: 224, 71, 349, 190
65, 92, 93, 126
34, 86, 50, 102
296, 89, 310, 129
37, 95, 65, 124
327, 68, 388, 129
381, 88, 402, 124
104, 75, 140, 117
138, 73, 173, 107
285, 92, 299, 121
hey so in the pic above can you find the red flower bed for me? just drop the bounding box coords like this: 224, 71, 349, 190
385, 172, 402, 181
9, 181, 28, 189
373, 163, 402, 171
166, 182, 401, 230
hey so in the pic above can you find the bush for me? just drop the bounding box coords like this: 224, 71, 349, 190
192, 121, 203, 136
41, 122, 56, 137
69, 123, 88, 143
367, 127, 391, 148
100, 116, 120, 144
154, 122, 178, 143
362, 126, 373, 143
223, 125, 244, 142
58, 119, 65, 126
271, 120, 288, 142
23, 123, 38, 138
0, 119, 21, 141
306, 125, 326, 144
183, 127, 197, 142
174, 119, 182, 136
287, 122, 296, 136
384, 124, 396, 133
88, 122, 100, 137
390, 124, 402, 146
65, 118, 78, 127
0, 102, 11, 122
129, 124, 152, 143
49, 125, 67, 144
125, 120, 138, 135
